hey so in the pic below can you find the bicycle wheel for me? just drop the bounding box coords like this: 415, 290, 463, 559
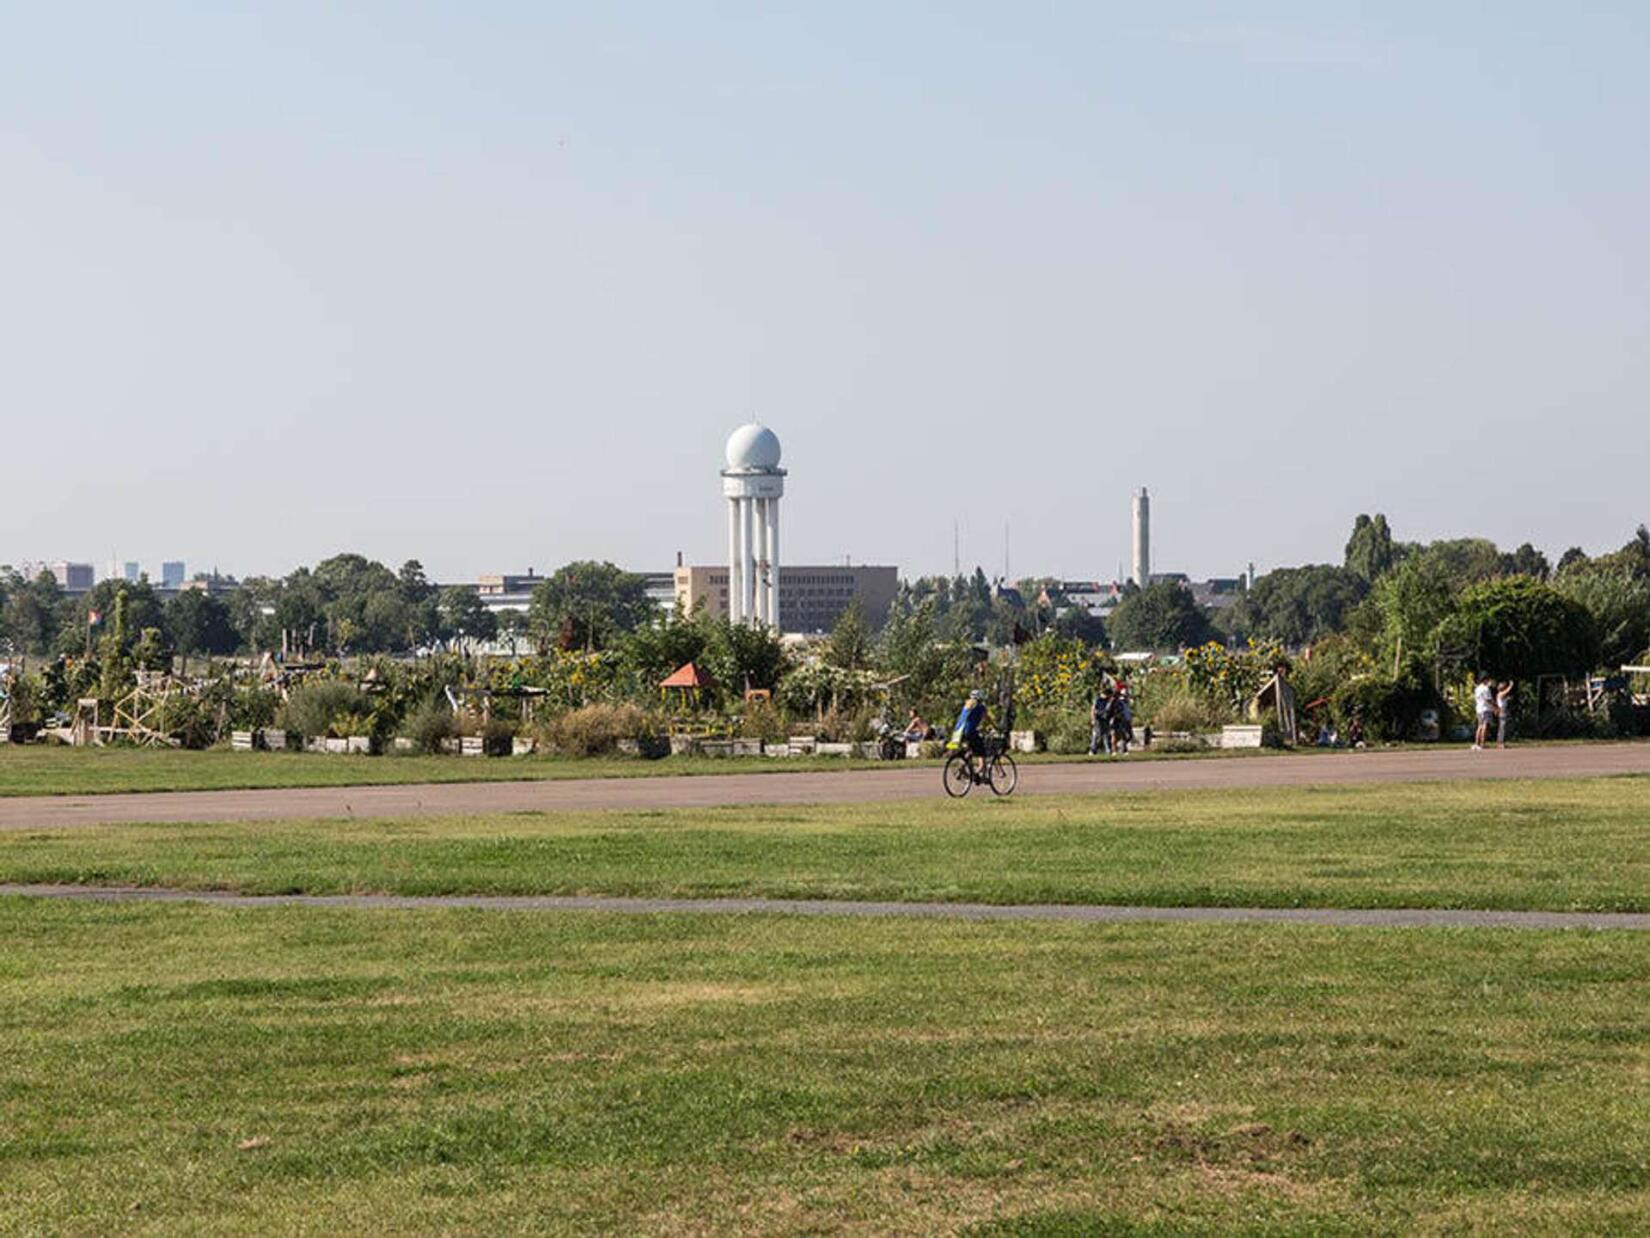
988, 753, 1018, 796
943, 754, 974, 797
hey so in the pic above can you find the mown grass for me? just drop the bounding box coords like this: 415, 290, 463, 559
4, 898, 1650, 1233
7, 777, 1650, 911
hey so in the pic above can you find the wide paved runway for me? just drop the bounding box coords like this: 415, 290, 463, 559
1, 742, 1646, 830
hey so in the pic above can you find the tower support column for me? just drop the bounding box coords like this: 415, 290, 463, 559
727, 497, 743, 622
741, 498, 757, 622
765, 498, 780, 629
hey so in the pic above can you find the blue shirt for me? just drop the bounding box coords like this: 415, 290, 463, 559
956, 701, 985, 736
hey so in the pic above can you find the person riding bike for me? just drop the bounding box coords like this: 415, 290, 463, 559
952, 689, 990, 782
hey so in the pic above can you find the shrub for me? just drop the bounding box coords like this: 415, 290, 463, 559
540, 703, 657, 756
226, 684, 277, 731
1331, 674, 1439, 741
739, 700, 788, 744
1043, 711, 1092, 755
481, 717, 516, 756
400, 697, 454, 755
1144, 686, 1228, 734
277, 681, 369, 739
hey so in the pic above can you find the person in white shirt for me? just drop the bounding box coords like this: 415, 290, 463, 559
1473, 676, 1495, 750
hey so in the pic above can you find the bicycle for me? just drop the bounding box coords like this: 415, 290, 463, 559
942, 735, 1018, 798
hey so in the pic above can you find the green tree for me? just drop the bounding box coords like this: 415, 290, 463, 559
165, 591, 239, 656
528, 562, 652, 652
1107, 581, 1214, 651
1226, 565, 1367, 646
1498, 543, 1550, 580
1344, 513, 1396, 584
619, 608, 711, 688
1436, 577, 1599, 680
698, 617, 789, 697
1554, 567, 1650, 668
1556, 547, 1589, 576
2, 570, 61, 654
1371, 554, 1459, 665
1420, 538, 1503, 587
437, 586, 498, 646
826, 600, 870, 670
98, 589, 134, 699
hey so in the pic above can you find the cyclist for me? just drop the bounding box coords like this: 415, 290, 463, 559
952, 689, 990, 782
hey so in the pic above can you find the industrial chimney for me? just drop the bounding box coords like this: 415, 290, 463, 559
1130, 488, 1151, 587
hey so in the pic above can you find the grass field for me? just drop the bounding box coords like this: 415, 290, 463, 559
6, 778, 1650, 912
5, 897, 1650, 1233
0, 742, 1301, 798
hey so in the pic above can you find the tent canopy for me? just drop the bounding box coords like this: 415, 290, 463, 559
660, 661, 716, 690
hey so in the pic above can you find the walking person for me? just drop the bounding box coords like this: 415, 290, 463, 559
1472, 674, 1495, 750
1113, 685, 1134, 755
1089, 686, 1113, 756
1495, 680, 1514, 748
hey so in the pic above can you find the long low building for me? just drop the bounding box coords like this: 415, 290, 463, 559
674, 563, 898, 634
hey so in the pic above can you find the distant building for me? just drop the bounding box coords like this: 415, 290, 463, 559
1040, 580, 1126, 619
1189, 578, 1245, 612
178, 572, 240, 597
674, 564, 898, 634
161, 561, 186, 589
51, 562, 95, 593
122, 561, 140, 583
639, 569, 678, 612
475, 570, 542, 614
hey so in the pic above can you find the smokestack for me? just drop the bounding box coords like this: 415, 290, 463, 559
1131, 488, 1151, 587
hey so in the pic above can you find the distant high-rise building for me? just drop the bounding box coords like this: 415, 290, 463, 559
1130, 488, 1151, 587
161, 561, 186, 589
123, 562, 141, 583
51, 562, 95, 593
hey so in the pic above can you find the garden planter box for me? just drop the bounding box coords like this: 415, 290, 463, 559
231, 731, 255, 751
1219, 725, 1263, 749
787, 736, 817, 755
669, 735, 700, 757
1010, 730, 1040, 753
258, 728, 289, 751
698, 739, 735, 758
460, 737, 486, 757
391, 737, 416, 753
816, 742, 853, 758
511, 737, 537, 756
855, 742, 882, 759
731, 738, 763, 757
346, 735, 374, 755
439, 738, 463, 755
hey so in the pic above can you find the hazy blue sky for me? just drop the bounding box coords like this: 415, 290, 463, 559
4, 3, 1646, 583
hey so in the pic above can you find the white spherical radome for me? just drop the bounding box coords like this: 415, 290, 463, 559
724, 423, 782, 471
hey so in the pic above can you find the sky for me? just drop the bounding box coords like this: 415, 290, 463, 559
3, 2, 1647, 585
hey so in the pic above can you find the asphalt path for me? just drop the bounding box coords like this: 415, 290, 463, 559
1, 743, 1647, 830
3, 882, 1647, 930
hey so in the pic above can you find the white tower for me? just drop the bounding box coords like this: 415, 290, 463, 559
722, 424, 785, 628
1130, 487, 1151, 587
